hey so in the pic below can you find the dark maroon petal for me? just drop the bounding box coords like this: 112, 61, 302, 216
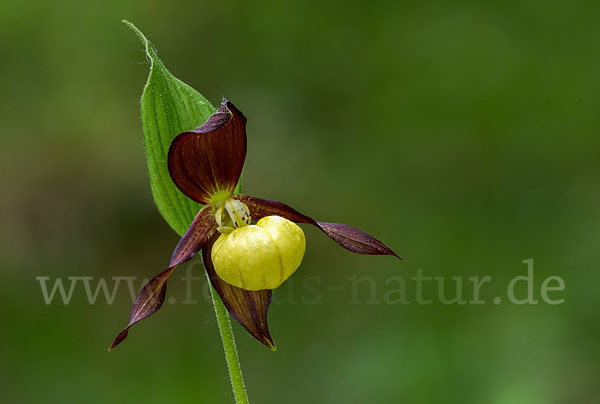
170, 206, 217, 267
237, 195, 405, 260
168, 99, 247, 204
202, 235, 275, 350
316, 222, 404, 259
109, 266, 176, 351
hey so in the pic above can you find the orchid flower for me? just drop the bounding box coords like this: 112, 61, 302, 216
110, 99, 404, 350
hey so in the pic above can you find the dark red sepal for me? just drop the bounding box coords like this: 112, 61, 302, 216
202, 235, 276, 350
236, 195, 405, 260
108, 266, 176, 351
168, 99, 247, 204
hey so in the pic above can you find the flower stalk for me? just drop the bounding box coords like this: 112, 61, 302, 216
209, 280, 249, 404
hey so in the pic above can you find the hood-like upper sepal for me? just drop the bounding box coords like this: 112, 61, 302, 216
168, 99, 247, 204
236, 195, 405, 261
202, 235, 276, 350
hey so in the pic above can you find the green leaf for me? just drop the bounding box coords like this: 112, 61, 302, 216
123, 20, 216, 236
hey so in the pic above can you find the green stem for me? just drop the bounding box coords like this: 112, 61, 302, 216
207, 275, 249, 404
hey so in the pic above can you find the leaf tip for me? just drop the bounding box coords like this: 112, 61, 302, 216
122, 20, 145, 42
121, 20, 157, 62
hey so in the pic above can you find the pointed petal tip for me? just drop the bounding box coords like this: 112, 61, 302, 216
108, 329, 129, 351
221, 98, 246, 123
247, 330, 276, 351
393, 252, 407, 262
260, 335, 276, 351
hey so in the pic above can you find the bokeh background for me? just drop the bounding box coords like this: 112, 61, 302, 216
1, 0, 599, 403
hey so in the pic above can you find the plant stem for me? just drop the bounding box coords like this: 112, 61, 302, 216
207, 275, 249, 404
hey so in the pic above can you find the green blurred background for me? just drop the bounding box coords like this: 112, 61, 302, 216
1, 0, 599, 403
